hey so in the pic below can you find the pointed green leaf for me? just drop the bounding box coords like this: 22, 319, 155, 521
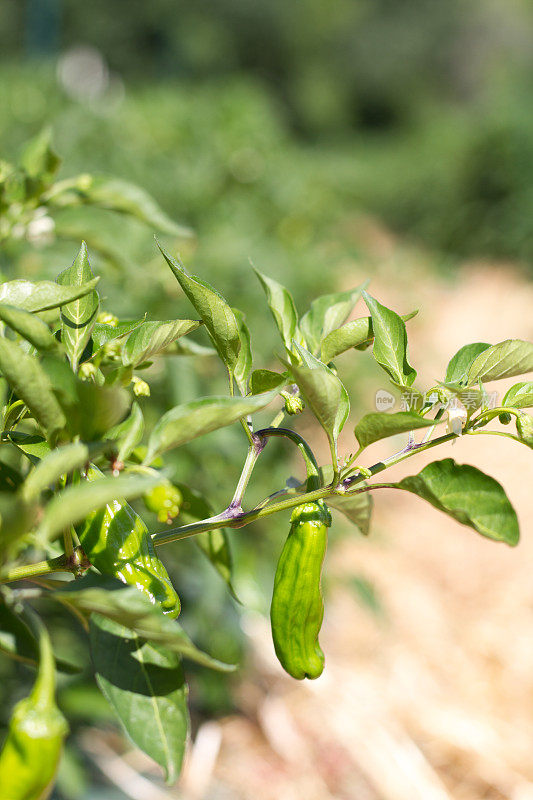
6, 432, 50, 464
232, 308, 252, 394
145, 390, 278, 462
0, 277, 100, 313
159, 245, 241, 373
55, 574, 235, 671
363, 291, 417, 387
122, 319, 201, 367
254, 267, 303, 350
354, 411, 436, 450
0, 338, 66, 439
19, 127, 60, 182
106, 402, 144, 461
287, 343, 349, 453
91, 318, 145, 351
73, 176, 192, 237
249, 369, 287, 395
0, 304, 59, 352
36, 472, 161, 542
56, 243, 99, 371
300, 285, 367, 353
503, 381, 533, 409
320, 310, 418, 363
397, 459, 519, 545
467, 339, 533, 384
90, 615, 188, 784
0, 602, 80, 673
445, 343, 491, 384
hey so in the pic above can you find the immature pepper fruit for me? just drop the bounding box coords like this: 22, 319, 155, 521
77, 466, 181, 618
270, 499, 331, 680
0, 619, 68, 800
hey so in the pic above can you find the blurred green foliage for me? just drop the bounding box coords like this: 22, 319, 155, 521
2, 3, 533, 792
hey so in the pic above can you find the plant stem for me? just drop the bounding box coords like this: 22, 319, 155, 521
1, 554, 72, 584
153, 428, 460, 546
63, 528, 74, 559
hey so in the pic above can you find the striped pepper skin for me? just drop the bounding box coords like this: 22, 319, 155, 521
270, 499, 331, 680
77, 466, 180, 618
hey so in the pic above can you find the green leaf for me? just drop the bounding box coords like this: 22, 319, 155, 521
145, 390, 278, 463
0, 277, 100, 313
6, 432, 50, 464
232, 308, 252, 394
320, 310, 418, 363
0, 338, 66, 439
397, 459, 519, 546
0, 304, 59, 352
54, 574, 235, 671
176, 483, 238, 600
300, 285, 367, 353
91, 319, 145, 351
72, 175, 192, 238
56, 242, 99, 371
249, 369, 287, 395
122, 319, 201, 367
159, 244, 241, 374
106, 402, 144, 461
445, 343, 491, 384
0, 494, 37, 561
286, 343, 349, 456
22, 441, 104, 501
354, 411, 436, 450
467, 339, 533, 384
363, 291, 417, 387
90, 615, 188, 784
0, 602, 79, 673
502, 381, 533, 409
36, 472, 161, 543
19, 127, 60, 182
42, 357, 131, 441
319, 466, 372, 535
254, 267, 303, 350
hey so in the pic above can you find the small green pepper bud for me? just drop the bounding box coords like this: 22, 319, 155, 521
132, 376, 150, 397
97, 311, 118, 327
281, 391, 305, 416
498, 412, 512, 425
78, 362, 97, 382
144, 484, 183, 524
102, 339, 122, 360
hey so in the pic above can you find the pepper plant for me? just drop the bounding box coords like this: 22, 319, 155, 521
0, 230, 532, 792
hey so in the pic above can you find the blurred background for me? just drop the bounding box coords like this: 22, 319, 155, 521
1, 1, 533, 798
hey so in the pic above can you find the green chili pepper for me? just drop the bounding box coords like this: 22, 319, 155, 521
0, 616, 68, 800
77, 466, 180, 617
270, 499, 331, 680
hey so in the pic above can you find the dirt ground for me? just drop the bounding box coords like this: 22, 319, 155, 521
87, 220, 533, 800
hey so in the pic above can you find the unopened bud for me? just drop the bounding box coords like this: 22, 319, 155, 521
132, 376, 150, 397
78, 362, 97, 381
97, 311, 118, 327
282, 391, 304, 415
